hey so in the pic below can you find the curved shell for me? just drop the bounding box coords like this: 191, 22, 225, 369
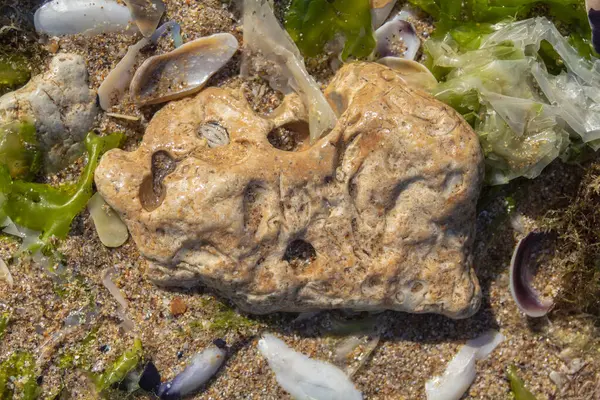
375, 18, 420, 60
130, 33, 239, 106
377, 57, 437, 89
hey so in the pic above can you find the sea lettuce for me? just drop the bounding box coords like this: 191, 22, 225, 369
0, 54, 30, 95
0, 131, 124, 250
0, 120, 41, 180
507, 365, 538, 400
426, 18, 594, 185
409, 0, 592, 57
285, 0, 375, 59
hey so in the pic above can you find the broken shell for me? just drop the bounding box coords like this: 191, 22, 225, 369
377, 57, 437, 90
130, 33, 239, 106
509, 231, 554, 318
0, 258, 13, 288
150, 21, 183, 48
375, 18, 420, 60
586, 0, 600, 53
88, 192, 129, 248
34, 0, 134, 36
124, 0, 165, 37
258, 333, 362, 400
370, 0, 397, 29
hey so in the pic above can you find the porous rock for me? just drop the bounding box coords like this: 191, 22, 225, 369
0, 53, 98, 171
95, 62, 484, 318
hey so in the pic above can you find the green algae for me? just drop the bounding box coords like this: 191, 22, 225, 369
0, 131, 125, 251
189, 299, 258, 334
58, 328, 98, 371
0, 352, 39, 399
94, 338, 142, 392
0, 120, 41, 180
0, 53, 30, 95
507, 365, 537, 400
543, 162, 600, 319
285, 0, 375, 59
0, 312, 9, 341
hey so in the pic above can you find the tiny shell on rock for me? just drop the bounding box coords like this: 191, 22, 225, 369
130, 33, 239, 106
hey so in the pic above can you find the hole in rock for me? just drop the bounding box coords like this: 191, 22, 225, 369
267, 121, 310, 152
198, 121, 229, 148
283, 239, 316, 269
139, 150, 176, 211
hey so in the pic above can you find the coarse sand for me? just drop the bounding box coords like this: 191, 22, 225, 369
1, 1, 599, 399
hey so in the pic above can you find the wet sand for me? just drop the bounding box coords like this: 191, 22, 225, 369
0, 0, 599, 399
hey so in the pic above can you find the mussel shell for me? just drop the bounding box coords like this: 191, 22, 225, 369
130, 33, 239, 106
509, 231, 554, 318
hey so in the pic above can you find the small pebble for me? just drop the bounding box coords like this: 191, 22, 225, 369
47, 40, 59, 53
170, 296, 187, 316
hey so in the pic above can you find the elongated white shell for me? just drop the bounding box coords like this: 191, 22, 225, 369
34, 0, 134, 36
425, 330, 504, 400
98, 37, 150, 110
88, 192, 129, 247
243, 0, 337, 143
158, 345, 226, 397
130, 33, 239, 106
258, 333, 362, 400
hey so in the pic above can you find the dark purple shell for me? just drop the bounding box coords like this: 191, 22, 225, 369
139, 361, 161, 393
589, 8, 600, 54
509, 231, 553, 318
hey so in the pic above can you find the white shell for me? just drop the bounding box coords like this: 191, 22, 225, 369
0, 258, 13, 288
130, 33, 239, 106
258, 333, 362, 400
88, 192, 129, 247
124, 0, 165, 37
425, 330, 504, 400
98, 37, 150, 110
34, 0, 135, 36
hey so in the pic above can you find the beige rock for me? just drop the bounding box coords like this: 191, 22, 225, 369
95, 62, 484, 318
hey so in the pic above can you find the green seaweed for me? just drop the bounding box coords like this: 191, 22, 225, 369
0, 120, 41, 180
0, 53, 30, 95
409, 0, 592, 56
542, 163, 600, 318
0, 352, 39, 399
0, 131, 124, 251
189, 299, 258, 334
58, 327, 99, 370
0, 312, 8, 341
285, 0, 375, 59
507, 365, 537, 400
94, 338, 142, 392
